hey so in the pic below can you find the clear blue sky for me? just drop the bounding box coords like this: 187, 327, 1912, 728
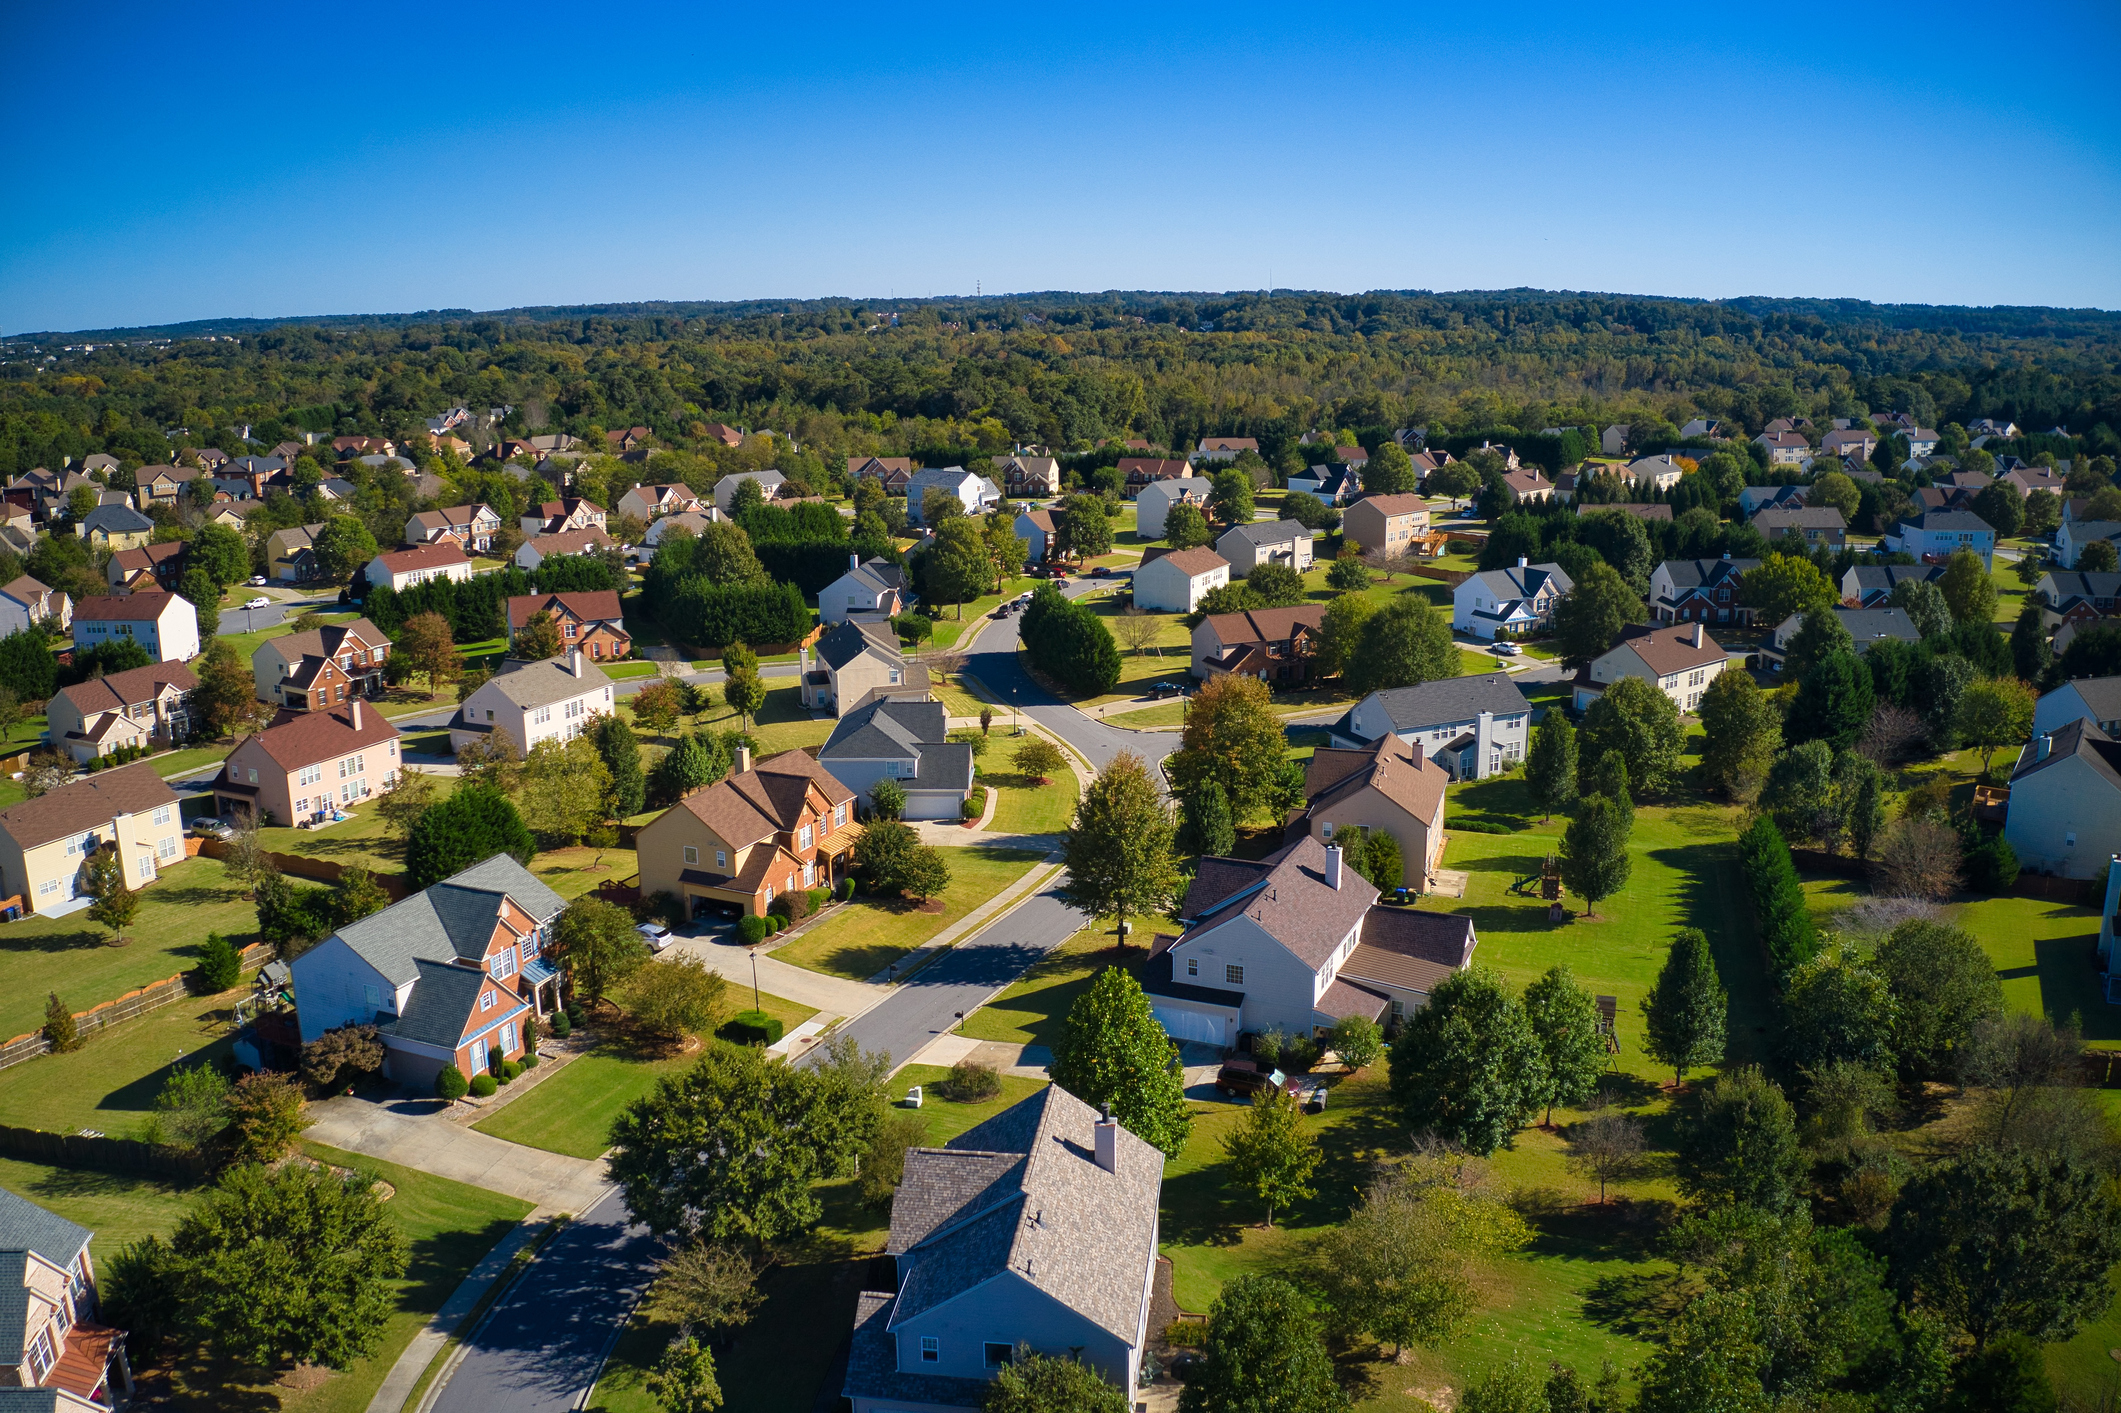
5, 0, 2118, 332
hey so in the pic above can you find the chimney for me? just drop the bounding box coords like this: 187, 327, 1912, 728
735, 744, 752, 776
569, 646, 583, 677
1692, 622, 1704, 648
1516, 556, 1528, 568
1324, 845, 1344, 889
351, 698, 362, 730
850, 551, 860, 571
2036, 734, 2052, 762
1093, 1103, 1118, 1174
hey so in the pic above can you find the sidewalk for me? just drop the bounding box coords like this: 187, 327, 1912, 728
306, 1094, 611, 1213
674, 935, 884, 1016
364, 1212, 556, 1413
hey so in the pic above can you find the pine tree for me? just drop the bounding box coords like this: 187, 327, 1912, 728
596, 716, 646, 818
42, 992, 78, 1053
1049, 967, 1191, 1158
1180, 780, 1236, 858
192, 933, 243, 994
1525, 712, 1579, 821
1642, 928, 1728, 1087
1559, 794, 1631, 918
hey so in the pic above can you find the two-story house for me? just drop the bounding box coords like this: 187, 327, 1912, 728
505, 592, 631, 662
1754, 429, 1813, 465
1119, 457, 1193, 495
634, 746, 858, 917
1886, 508, 1997, 569
364, 543, 474, 593
1133, 476, 1214, 539
1190, 604, 1324, 683
991, 453, 1061, 498
1451, 559, 1572, 640
515, 526, 616, 571
0, 575, 70, 636
212, 699, 403, 827
264, 523, 328, 583
1134, 547, 1231, 614
800, 618, 927, 716
1285, 466, 1361, 505
1649, 556, 1761, 624
46, 661, 198, 764
1340, 494, 1430, 559
2058, 517, 2121, 571
1750, 504, 1847, 548
848, 456, 915, 492
105, 541, 185, 593
616, 483, 704, 521
1141, 836, 1477, 1045
2032, 675, 2121, 740
1298, 733, 1451, 891
72, 591, 199, 664
2036, 571, 2121, 636
74, 504, 153, 553
845, 1087, 1161, 1413
711, 470, 787, 514
1840, 563, 1944, 608
818, 555, 912, 625
519, 497, 608, 538
905, 468, 1001, 524
818, 698, 974, 819
1328, 674, 1533, 781
1762, 607, 1920, 672
449, 650, 614, 757
2004, 720, 2121, 881
404, 504, 501, 553
1574, 622, 1729, 713
0, 765, 183, 915
251, 617, 392, 710
133, 463, 202, 508
1499, 466, 1554, 503
289, 854, 562, 1090
1013, 508, 1058, 564
0, 1188, 132, 1410
1215, 520, 1315, 575
1194, 436, 1258, 462
1621, 455, 1688, 492
641, 509, 722, 548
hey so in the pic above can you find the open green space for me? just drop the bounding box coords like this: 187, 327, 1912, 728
619, 682, 833, 759
771, 847, 1047, 981
530, 843, 642, 900
149, 744, 233, 778
984, 768, 1077, 835
0, 1154, 197, 1258
958, 923, 1152, 1047
603, 660, 660, 679
0, 980, 256, 1136
0, 855, 259, 1043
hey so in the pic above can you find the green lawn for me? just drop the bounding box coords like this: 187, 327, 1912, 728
925, 575, 1039, 648
984, 769, 1078, 835
0, 980, 258, 1136
604, 660, 661, 680
0, 855, 259, 1043
620, 683, 833, 759
1104, 700, 1188, 729
529, 844, 642, 900
772, 847, 1048, 981
253, 789, 426, 875
958, 923, 1153, 1047
149, 744, 233, 778
0, 1155, 197, 1259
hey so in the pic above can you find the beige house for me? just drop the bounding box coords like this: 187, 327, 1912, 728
799, 618, 927, 716
211, 700, 403, 827
364, 543, 473, 592
1302, 733, 1451, 890
1341, 494, 1430, 558
0, 574, 69, 636
0, 1188, 132, 1409
404, 503, 501, 553
265, 522, 327, 582
1215, 519, 1315, 574
449, 650, 615, 756
617, 483, 703, 521
1500, 467, 1556, 503
46, 661, 199, 764
0, 763, 184, 915
635, 747, 859, 917
1134, 547, 1231, 613
515, 526, 616, 570
520, 497, 608, 538
252, 618, 392, 710
1573, 622, 1730, 714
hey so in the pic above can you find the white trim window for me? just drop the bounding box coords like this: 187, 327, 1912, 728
493, 947, 518, 980
480, 990, 497, 1011
137, 853, 154, 880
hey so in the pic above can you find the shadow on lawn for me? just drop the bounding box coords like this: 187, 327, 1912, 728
97, 1026, 242, 1117
25, 1162, 198, 1205
0, 926, 106, 955
1651, 839, 1776, 1066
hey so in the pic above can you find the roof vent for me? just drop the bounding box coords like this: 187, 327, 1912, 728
1516, 556, 1528, 568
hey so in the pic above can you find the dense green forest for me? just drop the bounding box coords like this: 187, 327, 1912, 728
6, 289, 2120, 481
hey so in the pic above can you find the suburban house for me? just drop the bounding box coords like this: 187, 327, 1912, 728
1600, 426, 1630, 455
0, 763, 184, 916
251, 617, 392, 710
1904, 428, 1941, 457
712, 469, 787, 513
1762, 607, 1920, 671
819, 698, 974, 819
0, 575, 69, 635
1013, 507, 1058, 563
1622, 455, 1688, 491
1341, 494, 1430, 559
1500, 466, 1556, 503
134, 463, 203, 507
2032, 675, 2121, 739
1195, 436, 1258, 461
1886, 509, 1997, 568
2004, 719, 2121, 880
2003, 465, 2068, 498
1574, 622, 1729, 713
212, 699, 402, 827
1841, 563, 1944, 607
818, 555, 912, 624
1215, 520, 1315, 574
1452, 559, 1573, 640
1134, 476, 1213, 539
2036, 571, 2121, 635
1286, 466, 1361, 504
905, 468, 1001, 524
364, 543, 474, 593
520, 497, 608, 538
1680, 418, 1726, 438
514, 527, 616, 571
642, 509, 722, 547
617, 483, 704, 521
404, 504, 501, 553
0, 1188, 132, 1409
1142, 835, 1477, 1045
848, 456, 915, 492
800, 618, 927, 716
845, 1086, 1161, 1413
1821, 428, 1878, 459
263, 523, 327, 583
702, 423, 744, 447
1649, 556, 1760, 623
505, 592, 631, 661
1119, 458, 1192, 495
1750, 504, 1847, 548
289, 855, 562, 1090
2055, 517, 2121, 570
635, 746, 858, 917
1134, 547, 1231, 613
1298, 733, 1451, 890
603, 425, 653, 453
1736, 484, 1807, 518
1189, 604, 1324, 683
46, 661, 198, 764
72, 591, 199, 664
75, 503, 153, 552
1328, 674, 1533, 781
450, 650, 615, 756
992, 453, 1060, 498
1754, 429, 1813, 465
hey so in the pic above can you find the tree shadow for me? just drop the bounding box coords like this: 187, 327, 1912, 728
1582, 1267, 1695, 1340
25, 1163, 198, 1205
1650, 839, 1778, 1067
98, 1028, 243, 1116
0, 926, 104, 956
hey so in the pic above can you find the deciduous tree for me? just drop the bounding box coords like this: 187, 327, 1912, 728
1552, 561, 1643, 670
984, 1350, 1129, 1413
1178, 1275, 1347, 1413
624, 955, 730, 1044
1049, 967, 1191, 1159
1346, 597, 1461, 695
1559, 794, 1631, 917
1565, 1110, 1646, 1203
1523, 965, 1607, 1124
1937, 547, 1997, 624
632, 678, 683, 742
395, 611, 461, 699
515, 609, 563, 660
1059, 752, 1181, 945
1164, 675, 1287, 820
519, 735, 613, 844
551, 895, 650, 1008
1524, 712, 1578, 820
1699, 669, 1781, 802
1577, 674, 1682, 793
1222, 1086, 1319, 1227
404, 782, 535, 889
1313, 592, 1374, 679
1957, 676, 2036, 774
1387, 967, 1547, 1154
1672, 1066, 1806, 1212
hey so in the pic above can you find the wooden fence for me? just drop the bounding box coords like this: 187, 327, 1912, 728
194, 840, 411, 900
1414, 566, 1474, 589
0, 1123, 213, 1182
0, 940, 273, 1073
1787, 849, 2103, 907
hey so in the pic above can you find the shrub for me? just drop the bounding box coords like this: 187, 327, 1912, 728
469, 1074, 498, 1098
808, 888, 829, 914
1447, 818, 1517, 835
836, 876, 857, 901
1964, 835, 2019, 893
190, 932, 243, 994
722, 1010, 784, 1046
436, 1065, 469, 1100
497, 1060, 522, 1083
1163, 1319, 1208, 1348
737, 914, 772, 945
642, 890, 685, 927
549, 1010, 572, 1039
947, 1060, 1002, 1102
1251, 1028, 1284, 1066
961, 795, 981, 821
776, 888, 812, 923
1282, 1037, 1321, 1072
565, 1004, 586, 1030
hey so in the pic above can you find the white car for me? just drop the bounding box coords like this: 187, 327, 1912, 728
246, 575, 267, 587
637, 921, 674, 952
1490, 642, 1521, 657
243, 596, 270, 610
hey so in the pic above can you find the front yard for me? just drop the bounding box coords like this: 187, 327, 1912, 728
984, 768, 1078, 835
770, 847, 1049, 981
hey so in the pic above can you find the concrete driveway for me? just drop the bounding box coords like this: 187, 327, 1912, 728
305, 1093, 610, 1213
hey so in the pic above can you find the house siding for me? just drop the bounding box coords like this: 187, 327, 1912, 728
2004, 753, 2121, 880
890, 1272, 1137, 1392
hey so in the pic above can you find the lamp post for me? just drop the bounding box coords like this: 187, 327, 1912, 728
748, 946, 760, 1012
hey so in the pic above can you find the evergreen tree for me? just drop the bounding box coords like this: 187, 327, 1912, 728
1179, 780, 1236, 857
1523, 965, 1608, 1124
2010, 604, 2052, 684
596, 715, 647, 817
1641, 928, 1727, 1086
1786, 650, 1875, 750
1559, 794, 1631, 917
192, 932, 243, 994
1524, 712, 1579, 821
651, 732, 726, 806
1699, 668, 1782, 803
42, 991, 77, 1054
1672, 1066, 1807, 1212
1049, 967, 1191, 1159
404, 783, 535, 890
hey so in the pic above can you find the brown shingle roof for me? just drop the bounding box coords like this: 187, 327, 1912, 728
375, 543, 470, 574
239, 703, 401, 773
673, 749, 856, 847
1201, 604, 1326, 646
1305, 734, 1447, 825
0, 762, 179, 851
1118, 458, 1190, 480
525, 527, 614, 558
1180, 835, 1377, 968
1352, 493, 1426, 517
111, 542, 185, 573
54, 661, 199, 718
1154, 547, 1229, 578
506, 592, 624, 632
1611, 622, 1728, 675
74, 590, 180, 622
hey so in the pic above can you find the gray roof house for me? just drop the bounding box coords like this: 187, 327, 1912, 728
287, 854, 566, 1090
1214, 519, 1316, 573
2005, 719, 2121, 881
1764, 607, 1920, 669
1840, 563, 1944, 607
711, 469, 787, 513
0, 1188, 130, 1409
1649, 556, 1760, 623
819, 698, 973, 820
74, 502, 152, 544
905, 468, 1002, 525
448, 650, 615, 757
2031, 674, 2121, 740
819, 554, 911, 625
801, 618, 930, 717
1329, 673, 1533, 781
1451, 560, 1573, 640
844, 1085, 1163, 1412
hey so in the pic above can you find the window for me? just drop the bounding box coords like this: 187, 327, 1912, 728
684, 846, 699, 865
339, 757, 350, 778
153, 804, 172, 825
351, 754, 364, 774
803, 861, 815, 887
921, 1337, 939, 1363
300, 762, 323, 786
502, 1022, 518, 1054
888, 669, 901, 685
481, 990, 496, 1011
716, 849, 727, 869
247, 768, 258, 784
1187, 957, 1198, 976
493, 947, 518, 979
984, 1343, 1013, 1369
158, 836, 178, 860
532, 705, 552, 725
28, 1326, 54, 1382
363, 984, 380, 1010
137, 855, 155, 880
834, 804, 846, 827
295, 797, 309, 814
37, 878, 59, 897
1225, 964, 1245, 985
799, 824, 813, 850
1320, 821, 1334, 840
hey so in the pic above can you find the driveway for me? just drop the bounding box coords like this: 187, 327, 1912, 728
305, 1093, 610, 1213
671, 932, 886, 1017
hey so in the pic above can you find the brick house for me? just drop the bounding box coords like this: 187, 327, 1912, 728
251, 617, 392, 710
0, 1188, 133, 1409
505, 592, 632, 661
1189, 604, 1325, 683
635, 746, 859, 918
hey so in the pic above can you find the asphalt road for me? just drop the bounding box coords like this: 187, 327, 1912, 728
427, 1186, 662, 1413
214, 587, 339, 637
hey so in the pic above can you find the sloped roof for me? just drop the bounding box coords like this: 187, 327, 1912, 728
2015, 717, 2121, 793
1305, 733, 1448, 825
668, 749, 855, 848
385, 957, 504, 1048
1605, 622, 1727, 675
1897, 509, 1996, 534
1179, 834, 1378, 969
1465, 561, 1572, 600
54, 660, 198, 718
525, 527, 614, 557
0, 762, 178, 851
821, 699, 972, 793
816, 617, 900, 671
481, 655, 614, 709
1219, 518, 1311, 548
1655, 557, 1759, 595
374, 542, 471, 573
1752, 505, 1847, 530
0, 574, 52, 606
111, 541, 186, 572
332, 854, 565, 987
1343, 907, 1478, 995
2054, 675, 2121, 723
1200, 604, 1325, 646
1349, 492, 1426, 517
80, 502, 153, 535
1140, 476, 1214, 498
75, 590, 180, 622
240, 702, 401, 772
506, 592, 623, 631
1148, 547, 1229, 578
1348, 674, 1532, 736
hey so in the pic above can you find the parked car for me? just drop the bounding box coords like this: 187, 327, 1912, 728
1490, 641, 1521, 656
1214, 1060, 1293, 1099
243, 596, 270, 610
1148, 680, 1189, 700
189, 817, 234, 840
636, 921, 674, 952
246, 575, 267, 587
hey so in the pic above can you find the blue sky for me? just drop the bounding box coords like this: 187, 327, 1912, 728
4, 0, 2118, 332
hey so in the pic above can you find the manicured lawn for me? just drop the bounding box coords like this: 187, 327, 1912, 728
984, 769, 1077, 835
604, 660, 660, 680
925, 574, 1039, 648
149, 744, 232, 778
771, 847, 1048, 981
0, 855, 259, 1043
0, 1155, 197, 1259
621, 683, 833, 759
959, 924, 1151, 1047
253, 790, 425, 876
1104, 700, 1188, 729
530, 844, 641, 900
0, 981, 257, 1136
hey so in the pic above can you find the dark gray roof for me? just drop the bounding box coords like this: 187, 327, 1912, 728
2016, 717, 2121, 792
0, 1390, 66, 1411
1465, 561, 1572, 600
1845, 564, 1943, 596
1218, 518, 1312, 548
2039, 571, 2121, 603
1752, 505, 1847, 529
0, 1190, 92, 1363
835, 556, 907, 597
1176, 847, 1286, 919
842, 1291, 988, 1409
1835, 607, 1921, 644
383, 958, 504, 1048
1898, 509, 1996, 534
79, 502, 153, 535
329, 854, 564, 987
1139, 950, 1247, 1007
1349, 674, 1533, 737
2052, 675, 2121, 722
481, 655, 613, 709
1655, 557, 1759, 593
820, 699, 973, 793
1179, 835, 1377, 970
815, 617, 899, 672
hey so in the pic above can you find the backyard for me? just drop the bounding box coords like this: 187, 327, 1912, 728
769, 846, 1049, 981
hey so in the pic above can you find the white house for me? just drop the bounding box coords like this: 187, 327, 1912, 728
1134, 476, 1213, 539
2004, 719, 2121, 881
1885, 509, 1996, 569
1194, 436, 1258, 462
1329, 674, 1533, 780
1214, 520, 1314, 574
1623, 455, 1688, 491
1575, 622, 1730, 713
2056, 517, 2121, 570
2031, 675, 2121, 739
905, 468, 1001, 525
817, 698, 974, 820
1132, 547, 1230, 613
1452, 559, 1572, 640
711, 469, 786, 513
0, 574, 70, 636
364, 543, 474, 592
404, 504, 501, 553
819, 554, 911, 624
449, 650, 615, 756
71, 591, 199, 664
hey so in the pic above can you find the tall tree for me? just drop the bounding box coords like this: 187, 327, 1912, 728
1523, 965, 1607, 1124
1058, 752, 1181, 947
395, 611, 461, 700
1524, 712, 1579, 821
1346, 597, 1462, 695
1049, 966, 1191, 1159
1641, 928, 1728, 1086
693, 521, 769, 586
631, 678, 684, 742
595, 715, 647, 817
84, 848, 138, 942
722, 666, 766, 727
1178, 779, 1236, 858
1937, 547, 1997, 624
1956, 676, 2036, 774
515, 609, 563, 660
1889, 578, 1953, 639
1672, 1066, 1807, 1213
1741, 555, 1837, 625
551, 896, 650, 1007
1699, 669, 1781, 802
311, 516, 378, 583
1559, 793, 1631, 917
2009, 603, 2052, 684
1178, 1276, 1348, 1413
1361, 442, 1418, 494
404, 782, 535, 889
1313, 592, 1374, 679
1387, 967, 1547, 1154
1552, 561, 1644, 670
1164, 674, 1287, 820
1207, 470, 1255, 527
1876, 919, 2006, 1082
1056, 494, 1113, 560
518, 735, 613, 844
1222, 1086, 1320, 1227
1577, 674, 1683, 792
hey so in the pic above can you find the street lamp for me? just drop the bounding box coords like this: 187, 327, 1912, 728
748, 946, 760, 1012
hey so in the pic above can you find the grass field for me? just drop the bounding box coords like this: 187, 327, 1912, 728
0, 855, 260, 1043
0, 980, 258, 1136
771, 847, 1048, 980
957, 923, 1153, 1047
984, 769, 1078, 835
618, 682, 834, 759
0, 1154, 196, 1258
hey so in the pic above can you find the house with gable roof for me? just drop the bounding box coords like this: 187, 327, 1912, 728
363, 543, 473, 593
289, 855, 562, 1090
2031, 674, 2121, 740
1574, 622, 1730, 713
0, 1187, 132, 1410
1189, 604, 1324, 682
1762, 608, 1919, 671
991, 453, 1060, 498
1013, 507, 1059, 564
74, 504, 152, 554
1134, 547, 1231, 613
1750, 504, 1847, 548
1194, 436, 1258, 462
0, 763, 183, 915
2034, 571, 2121, 636
1649, 556, 1760, 623
2004, 719, 2121, 880
1328, 674, 1533, 780
506, 591, 630, 662
1341, 494, 1430, 560
404, 504, 501, 554
635, 745, 858, 917
2055, 516, 2121, 570
45, 661, 198, 764
1885, 508, 1996, 568
72, 591, 198, 664
450, 650, 614, 756
0, 575, 69, 636
844, 1086, 1162, 1412
519, 497, 608, 539
1214, 520, 1314, 574
1297, 733, 1451, 890
212, 699, 402, 827
1133, 476, 1213, 539
819, 697, 973, 819
819, 554, 912, 624
800, 618, 927, 716
1452, 559, 1572, 640
1840, 563, 1944, 608
905, 468, 1000, 524
712, 469, 788, 514
515, 526, 616, 571
105, 541, 185, 593
617, 483, 704, 522
251, 617, 391, 709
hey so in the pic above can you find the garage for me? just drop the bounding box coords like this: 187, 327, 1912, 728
1150, 997, 1238, 1047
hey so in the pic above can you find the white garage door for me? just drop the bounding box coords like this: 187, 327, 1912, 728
1151, 999, 1233, 1046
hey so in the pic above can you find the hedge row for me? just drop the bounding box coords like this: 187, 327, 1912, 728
1739, 815, 1817, 983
